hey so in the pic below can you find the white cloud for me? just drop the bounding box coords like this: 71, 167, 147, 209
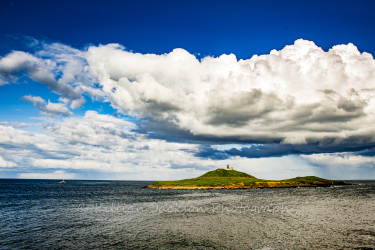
0, 156, 16, 168
300, 153, 375, 179
21, 95, 46, 106
0, 112, 218, 179
301, 153, 375, 168
85, 39, 375, 148
0, 111, 373, 180
21, 95, 72, 116
0, 122, 36, 127
42, 101, 72, 116
0, 48, 87, 108
18, 170, 76, 179
37, 42, 106, 102
3, 39, 375, 147
2, 39, 375, 179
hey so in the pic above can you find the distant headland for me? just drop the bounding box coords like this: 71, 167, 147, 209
146, 166, 348, 189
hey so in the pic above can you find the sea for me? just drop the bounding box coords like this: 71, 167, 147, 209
1, 179, 375, 249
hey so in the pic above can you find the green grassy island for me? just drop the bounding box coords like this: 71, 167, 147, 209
146, 168, 348, 189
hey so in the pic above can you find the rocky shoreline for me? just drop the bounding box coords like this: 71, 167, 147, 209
146, 180, 349, 189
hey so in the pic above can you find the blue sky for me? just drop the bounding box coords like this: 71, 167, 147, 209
0, 0, 375, 180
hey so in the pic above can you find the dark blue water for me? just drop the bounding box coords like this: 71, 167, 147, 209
1, 179, 375, 249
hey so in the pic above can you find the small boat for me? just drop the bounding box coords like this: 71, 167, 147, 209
60, 179, 66, 183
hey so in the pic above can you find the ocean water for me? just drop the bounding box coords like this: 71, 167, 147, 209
1, 179, 375, 249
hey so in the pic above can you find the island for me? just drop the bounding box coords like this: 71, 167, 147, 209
146, 166, 348, 189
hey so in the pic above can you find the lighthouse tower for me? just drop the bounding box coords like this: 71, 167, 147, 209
226, 164, 233, 170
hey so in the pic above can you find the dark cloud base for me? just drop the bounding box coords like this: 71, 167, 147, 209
136, 118, 375, 159
196, 143, 375, 160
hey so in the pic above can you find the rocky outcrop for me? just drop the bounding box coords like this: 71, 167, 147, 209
147, 180, 348, 189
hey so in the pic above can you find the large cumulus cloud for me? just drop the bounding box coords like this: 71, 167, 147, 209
1, 39, 375, 158
86, 39, 375, 154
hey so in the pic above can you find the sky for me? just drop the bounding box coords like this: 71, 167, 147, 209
1, 0, 375, 180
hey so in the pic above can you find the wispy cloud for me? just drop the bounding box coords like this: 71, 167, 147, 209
0, 121, 36, 127
0, 156, 16, 168
0, 111, 218, 179
18, 170, 76, 179
21, 95, 72, 116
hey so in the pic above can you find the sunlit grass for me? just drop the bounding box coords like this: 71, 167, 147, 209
149, 169, 347, 188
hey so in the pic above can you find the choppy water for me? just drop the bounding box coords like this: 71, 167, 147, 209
1, 179, 375, 249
